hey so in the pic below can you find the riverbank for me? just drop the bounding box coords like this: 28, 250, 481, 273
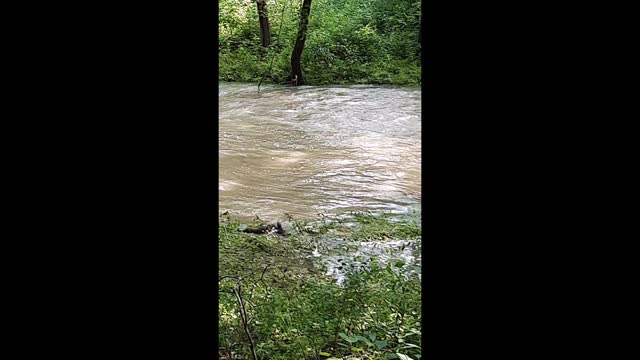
218, 211, 422, 360
219, 49, 421, 86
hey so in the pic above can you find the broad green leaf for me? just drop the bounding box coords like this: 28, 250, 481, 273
319, 352, 331, 357
375, 340, 388, 349
352, 335, 373, 346
339, 332, 355, 343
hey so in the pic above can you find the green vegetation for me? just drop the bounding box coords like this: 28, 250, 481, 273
219, 212, 422, 360
219, 0, 422, 85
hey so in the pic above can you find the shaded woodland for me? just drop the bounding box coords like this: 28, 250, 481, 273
219, 0, 422, 85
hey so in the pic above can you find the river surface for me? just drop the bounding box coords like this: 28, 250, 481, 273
219, 82, 421, 221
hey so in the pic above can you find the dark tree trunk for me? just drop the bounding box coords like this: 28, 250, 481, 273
289, 0, 312, 85
256, 0, 271, 47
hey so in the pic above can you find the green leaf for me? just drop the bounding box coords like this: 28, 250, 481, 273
352, 335, 373, 346
339, 332, 355, 343
395, 260, 405, 267
375, 340, 388, 349
319, 352, 331, 357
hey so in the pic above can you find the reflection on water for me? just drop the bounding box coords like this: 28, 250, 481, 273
219, 82, 421, 220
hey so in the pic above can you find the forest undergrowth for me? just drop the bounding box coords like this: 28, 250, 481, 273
219, 211, 422, 360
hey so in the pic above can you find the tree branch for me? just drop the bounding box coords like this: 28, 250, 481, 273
233, 285, 259, 360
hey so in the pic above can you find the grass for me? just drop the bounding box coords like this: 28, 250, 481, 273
218, 211, 422, 360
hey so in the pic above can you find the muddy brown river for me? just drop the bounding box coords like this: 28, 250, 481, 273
219, 82, 421, 221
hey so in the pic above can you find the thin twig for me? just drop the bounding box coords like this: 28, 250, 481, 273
249, 264, 272, 300
258, 0, 288, 91
257, 264, 271, 284
233, 285, 259, 360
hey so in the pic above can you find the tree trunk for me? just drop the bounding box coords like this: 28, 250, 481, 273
256, 0, 271, 47
290, 0, 312, 85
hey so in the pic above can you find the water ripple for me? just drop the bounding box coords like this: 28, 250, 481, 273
219, 82, 421, 220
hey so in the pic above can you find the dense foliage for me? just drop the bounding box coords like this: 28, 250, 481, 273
219, 0, 421, 85
219, 212, 422, 359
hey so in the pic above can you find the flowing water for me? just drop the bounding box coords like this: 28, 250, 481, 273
219, 82, 421, 221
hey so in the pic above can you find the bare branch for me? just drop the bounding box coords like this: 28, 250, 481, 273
233, 285, 259, 360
